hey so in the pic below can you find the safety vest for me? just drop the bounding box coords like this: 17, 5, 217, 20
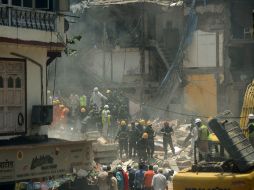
199, 124, 209, 141
80, 95, 87, 107
102, 110, 110, 126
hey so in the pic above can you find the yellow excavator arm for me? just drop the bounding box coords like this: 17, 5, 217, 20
240, 80, 254, 136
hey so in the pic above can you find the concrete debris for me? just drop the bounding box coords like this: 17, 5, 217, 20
97, 137, 108, 144
77, 169, 89, 177
176, 137, 187, 146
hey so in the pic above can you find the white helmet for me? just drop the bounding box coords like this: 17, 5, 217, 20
94, 87, 98, 92
248, 114, 254, 120
195, 118, 202, 124
104, 105, 109, 109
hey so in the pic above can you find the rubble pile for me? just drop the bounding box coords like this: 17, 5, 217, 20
152, 120, 193, 170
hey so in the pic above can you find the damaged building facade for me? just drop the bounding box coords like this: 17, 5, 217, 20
65, 0, 254, 119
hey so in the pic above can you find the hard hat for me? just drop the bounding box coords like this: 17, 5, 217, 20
102, 165, 107, 171
94, 87, 98, 92
81, 108, 86, 113
195, 118, 202, 124
139, 119, 145, 126
146, 120, 152, 126
106, 89, 111, 94
59, 104, 64, 108
117, 165, 122, 170
248, 114, 254, 120
104, 105, 109, 109
142, 132, 148, 139
53, 100, 57, 105
55, 99, 60, 104
120, 120, 126, 126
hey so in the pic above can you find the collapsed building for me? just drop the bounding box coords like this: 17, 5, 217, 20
54, 0, 254, 119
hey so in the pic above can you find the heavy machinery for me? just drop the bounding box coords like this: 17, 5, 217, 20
173, 81, 254, 190
240, 80, 254, 136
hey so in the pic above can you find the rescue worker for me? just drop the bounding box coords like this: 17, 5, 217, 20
195, 118, 210, 161
145, 121, 155, 158
98, 165, 108, 190
115, 121, 129, 159
128, 122, 138, 158
137, 120, 145, 139
108, 170, 118, 190
116, 165, 124, 190
247, 113, 254, 147
116, 165, 129, 190
127, 164, 138, 190
191, 120, 199, 161
79, 94, 87, 110
134, 162, 145, 190
102, 105, 110, 138
90, 87, 108, 111
161, 121, 175, 159
137, 132, 149, 161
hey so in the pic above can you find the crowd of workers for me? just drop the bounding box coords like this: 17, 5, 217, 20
115, 120, 175, 161
48, 87, 254, 163
97, 161, 173, 190
48, 87, 129, 135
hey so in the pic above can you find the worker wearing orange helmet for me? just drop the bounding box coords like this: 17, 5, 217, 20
115, 120, 129, 159
137, 132, 149, 161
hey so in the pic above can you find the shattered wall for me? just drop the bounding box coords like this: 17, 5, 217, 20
182, 0, 231, 117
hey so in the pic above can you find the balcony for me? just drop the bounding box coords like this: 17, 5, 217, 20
0, 5, 57, 31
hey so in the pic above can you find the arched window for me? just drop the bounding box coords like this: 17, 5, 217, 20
8, 77, 14, 88
0, 76, 3, 88
15, 77, 21, 88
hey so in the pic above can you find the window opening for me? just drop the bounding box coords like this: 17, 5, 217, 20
15, 77, 21, 88
35, 0, 49, 9
1, 0, 8, 4
0, 76, 3, 88
8, 77, 13, 88
12, 0, 21, 6
23, 0, 33, 8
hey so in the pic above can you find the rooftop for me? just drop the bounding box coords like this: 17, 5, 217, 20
71, 0, 183, 12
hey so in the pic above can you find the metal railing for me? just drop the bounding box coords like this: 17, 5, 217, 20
0, 5, 56, 31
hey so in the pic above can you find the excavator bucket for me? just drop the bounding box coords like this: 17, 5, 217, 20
240, 80, 254, 136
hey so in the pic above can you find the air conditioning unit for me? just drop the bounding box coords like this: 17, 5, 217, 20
31, 105, 53, 125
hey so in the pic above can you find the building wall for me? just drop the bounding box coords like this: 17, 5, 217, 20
184, 74, 217, 117
183, 30, 223, 68
87, 48, 149, 83
0, 43, 47, 135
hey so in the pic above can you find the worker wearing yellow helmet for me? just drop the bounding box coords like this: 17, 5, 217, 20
115, 120, 128, 159
145, 120, 155, 158
80, 107, 86, 113
120, 120, 126, 126
139, 119, 145, 126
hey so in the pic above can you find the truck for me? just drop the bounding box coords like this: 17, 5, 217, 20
172, 80, 254, 190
